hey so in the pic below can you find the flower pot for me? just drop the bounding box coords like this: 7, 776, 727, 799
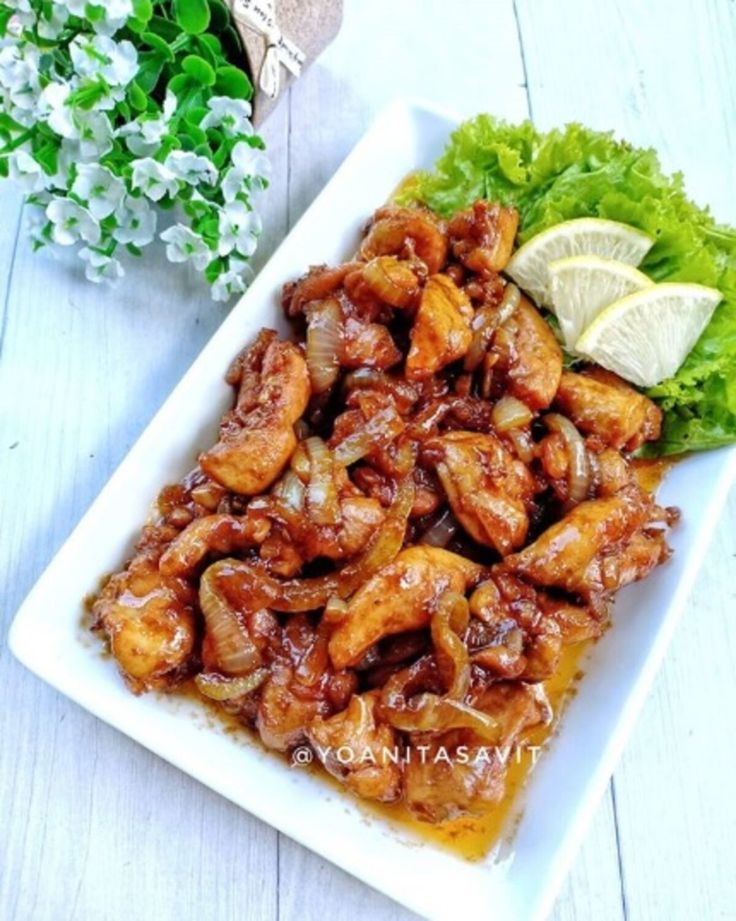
228, 0, 344, 125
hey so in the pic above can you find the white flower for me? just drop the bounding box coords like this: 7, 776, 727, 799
117, 90, 176, 156
113, 195, 157, 246
130, 157, 179, 201
222, 141, 270, 201
8, 149, 47, 191
0, 44, 39, 110
79, 247, 124, 283
160, 224, 212, 271
217, 201, 261, 257
211, 256, 253, 302
71, 164, 125, 219
221, 167, 244, 203
51, 139, 81, 191
26, 203, 51, 246
37, 4, 70, 40
8, 0, 35, 30
39, 82, 76, 138
231, 140, 271, 180
200, 96, 254, 138
46, 198, 101, 246
66, 0, 133, 35
70, 35, 138, 87
77, 110, 114, 158
164, 150, 218, 186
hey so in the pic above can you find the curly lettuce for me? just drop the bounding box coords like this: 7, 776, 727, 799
398, 115, 736, 456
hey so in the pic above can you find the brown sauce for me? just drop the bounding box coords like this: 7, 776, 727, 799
167, 638, 590, 862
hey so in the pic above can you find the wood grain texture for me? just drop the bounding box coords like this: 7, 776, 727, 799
515, 2, 736, 919
0, 1, 734, 919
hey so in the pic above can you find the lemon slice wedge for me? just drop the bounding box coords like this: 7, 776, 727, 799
506, 218, 653, 307
548, 255, 653, 349
575, 283, 722, 387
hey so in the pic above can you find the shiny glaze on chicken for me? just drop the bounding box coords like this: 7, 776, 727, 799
92, 200, 678, 833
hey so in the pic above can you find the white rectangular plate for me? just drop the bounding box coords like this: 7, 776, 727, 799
10, 101, 736, 921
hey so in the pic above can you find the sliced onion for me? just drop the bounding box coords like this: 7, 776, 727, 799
199, 567, 262, 675
380, 655, 500, 741
305, 297, 342, 393
195, 668, 268, 701
491, 395, 534, 432
464, 282, 521, 371
431, 592, 470, 700
274, 470, 305, 510
333, 404, 405, 466
506, 427, 535, 465
305, 436, 341, 526
205, 476, 415, 613
544, 413, 592, 506
361, 255, 419, 308
419, 508, 458, 548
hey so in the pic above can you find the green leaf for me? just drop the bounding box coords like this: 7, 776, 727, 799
207, 0, 231, 31
126, 243, 144, 256
141, 31, 174, 61
85, 4, 105, 23
168, 73, 193, 98
132, 0, 153, 22
195, 33, 222, 66
181, 53, 215, 86
174, 0, 210, 34
185, 106, 208, 126
136, 50, 165, 93
214, 65, 252, 100
0, 157, 8, 179
205, 256, 226, 284
33, 142, 59, 176
128, 80, 148, 112
0, 6, 13, 36
147, 14, 182, 42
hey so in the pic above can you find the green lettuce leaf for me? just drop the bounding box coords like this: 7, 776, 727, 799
398, 115, 736, 456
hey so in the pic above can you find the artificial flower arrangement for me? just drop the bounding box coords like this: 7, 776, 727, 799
0, 0, 269, 300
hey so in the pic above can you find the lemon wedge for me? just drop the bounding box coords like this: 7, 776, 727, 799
575, 283, 722, 387
548, 255, 653, 349
506, 218, 653, 307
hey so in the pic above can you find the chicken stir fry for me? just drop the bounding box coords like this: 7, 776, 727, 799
93, 199, 677, 824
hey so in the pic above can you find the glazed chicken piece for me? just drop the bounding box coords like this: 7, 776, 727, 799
92, 538, 196, 693
405, 274, 473, 379
447, 200, 519, 273
307, 691, 402, 802
282, 261, 363, 317
257, 614, 357, 751
158, 511, 270, 578
200, 330, 310, 495
404, 682, 550, 822
554, 368, 662, 451
489, 296, 562, 410
503, 485, 672, 601
359, 205, 448, 275
423, 431, 536, 555
468, 573, 603, 681
328, 546, 481, 670
341, 316, 402, 369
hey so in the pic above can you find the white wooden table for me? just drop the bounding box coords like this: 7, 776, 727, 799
2, 2, 735, 919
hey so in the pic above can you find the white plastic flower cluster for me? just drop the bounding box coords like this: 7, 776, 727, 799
0, 0, 269, 301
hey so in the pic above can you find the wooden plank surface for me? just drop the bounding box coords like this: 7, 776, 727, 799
0, 1, 734, 919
